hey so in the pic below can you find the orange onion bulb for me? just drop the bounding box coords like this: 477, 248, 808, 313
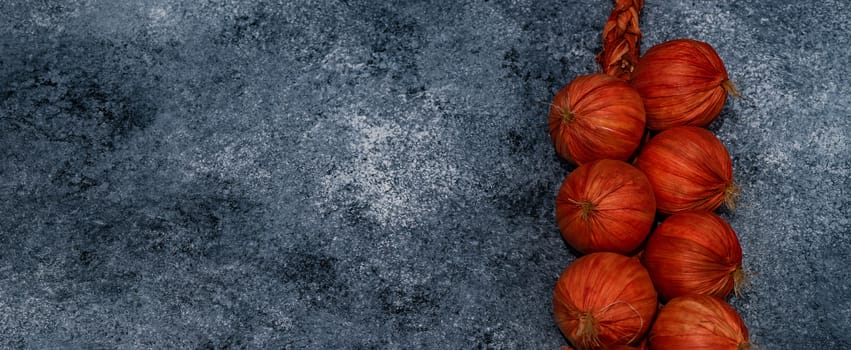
555, 159, 656, 255
642, 211, 745, 301
553, 253, 658, 350
649, 295, 750, 350
548, 73, 646, 165
562, 342, 647, 350
630, 39, 738, 130
635, 126, 738, 214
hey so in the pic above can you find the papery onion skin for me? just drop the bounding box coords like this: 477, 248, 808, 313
608, 338, 649, 350
556, 159, 656, 254
553, 253, 658, 350
635, 126, 737, 214
616, 337, 649, 350
631, 39, 738, 130
548, 73, 646, 165
642, 211, 744, 301
649, 295, 750, 350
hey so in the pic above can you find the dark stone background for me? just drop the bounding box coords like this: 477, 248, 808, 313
1, 0, 848, 348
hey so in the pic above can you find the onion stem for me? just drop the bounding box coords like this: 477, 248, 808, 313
722, 79, 741, 97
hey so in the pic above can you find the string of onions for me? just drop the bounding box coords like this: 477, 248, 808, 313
546, 1, 752, 349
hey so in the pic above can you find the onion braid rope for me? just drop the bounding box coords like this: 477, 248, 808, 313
597, 0, 644, 80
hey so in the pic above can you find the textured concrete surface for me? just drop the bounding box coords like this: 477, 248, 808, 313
0, 0, 848, 348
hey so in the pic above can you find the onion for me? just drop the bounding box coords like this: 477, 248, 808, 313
555, 159, 656, 254
548, 73, 646, 165
649, 295, 750, 350
562, 342, 647, 350
630, 39, 738, 130
553, 252, 658, 350
642, 212, 745, 301
635, 126, 738, 214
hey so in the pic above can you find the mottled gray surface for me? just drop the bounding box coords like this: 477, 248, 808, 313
0, 0, 848, 348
